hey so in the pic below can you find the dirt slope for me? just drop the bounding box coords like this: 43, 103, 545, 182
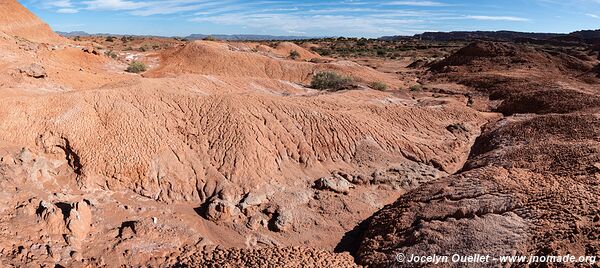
146, 41, 405, 88
357, 114, 600, 267
0, 0, 64, 43
356, 42, 600, 268
0, 3, 495, 266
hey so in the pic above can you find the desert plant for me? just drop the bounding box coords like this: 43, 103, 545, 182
104, 50, 118, 59
203, 35, 217, 41
310, 71, 353, 91
370, 81, 388, 91
410, 84, 423, 91
126, 61, 147, 73
121, 36, 134, 43
289, 50, 300, 60
105, 36, 115, 42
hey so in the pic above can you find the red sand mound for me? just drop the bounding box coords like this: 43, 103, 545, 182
0, 0, 64, 43
146, 41, 404, 88
274, 42, 321, 60
429, 41, 593, 75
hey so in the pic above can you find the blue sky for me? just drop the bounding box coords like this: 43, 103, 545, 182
21, 0, 600, 37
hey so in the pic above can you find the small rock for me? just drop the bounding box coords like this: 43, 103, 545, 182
18, 148, 34, 164
246, 214, 268, 230
18, 63, 47, 78
37, 201, 66, 235
240, 192, 267, 209
205, 199, 237, 222
0, 154, 15, 165
446, 123, 469, 134
272, 208, 293, 232
82, 47, 99, 55
67, 201, 92, 244
314, 176, 353, 194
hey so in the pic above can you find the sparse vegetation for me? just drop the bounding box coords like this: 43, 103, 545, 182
104, 50, 118, 59
370, 81, 388, 91
120, 36, 134, 43
410, 84, 423, 91
203, 36, 217, 41
105, 36, 115, 42
289, 50, 300, 60
310, 71, 353, 91
126, 61, 147, 73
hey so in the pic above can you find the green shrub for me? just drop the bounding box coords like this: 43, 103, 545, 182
410, 84, 423, 91
310, 71, 353, 91
370, 81, 388, 91
105, 36, 115, 42
104, 50, 118, 59
289, 50, 300, 60
203, 36, 217, 41
126, 62, 147, 73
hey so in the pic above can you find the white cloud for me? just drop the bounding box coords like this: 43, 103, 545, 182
465, 15, 530, 21
190, 12, 422, 36
383, 1, 449, 6
48, 0, 74, 8
57, 8, 79, 13
82, 0, 152, 11
585, 13, 600, 18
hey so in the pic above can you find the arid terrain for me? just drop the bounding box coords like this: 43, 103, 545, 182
0, 0, 598, 267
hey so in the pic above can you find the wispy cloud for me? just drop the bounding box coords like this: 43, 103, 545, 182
383, 1, 449, 6
28, 0, 592, 37
57, 8, 79, 13
585, 13, 600, 18
82, 0, 152, 11
465, 15, 530, 21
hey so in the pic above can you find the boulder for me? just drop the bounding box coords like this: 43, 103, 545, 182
272, 208, 293, 232
18, 63, 47, 78
314, 176, 353, 194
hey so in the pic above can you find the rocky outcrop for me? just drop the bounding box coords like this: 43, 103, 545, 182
18, 63, 47, 78
356, 113, 600, 267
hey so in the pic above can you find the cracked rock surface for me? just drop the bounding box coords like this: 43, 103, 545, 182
357, 42, 600, 268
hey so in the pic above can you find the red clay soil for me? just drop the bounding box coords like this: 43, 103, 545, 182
0, 0, 65, 43
0, 1, 598, 267
356, 41, 600, 268
357, 114, 600, 267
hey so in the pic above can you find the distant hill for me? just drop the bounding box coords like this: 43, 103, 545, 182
56, 31, 91, 37
380, 31, 564, 41
380, 29, 600, 44
56, 31, 315, 41
569, 30, 600, 41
